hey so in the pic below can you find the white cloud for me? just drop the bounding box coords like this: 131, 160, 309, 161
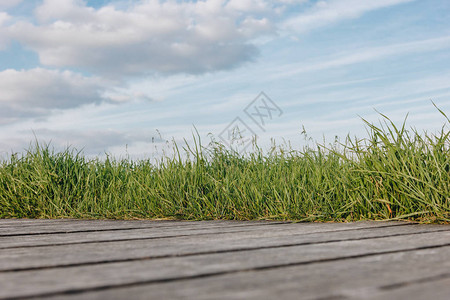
226, 0, 268, 12
0, 12, 10, 25
283, 0, 415, 33
2, 0, 419, 77
275, 0, 306, 3
0, 0, 22, 9
0, 68, 107, 122
6, 0, 275, 77
0, 12, 10, 49
102, 90, 156, 103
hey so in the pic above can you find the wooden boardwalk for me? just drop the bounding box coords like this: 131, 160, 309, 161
0, 219, 449, 299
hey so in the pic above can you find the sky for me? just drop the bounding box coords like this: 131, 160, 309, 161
0, 0, 449, 159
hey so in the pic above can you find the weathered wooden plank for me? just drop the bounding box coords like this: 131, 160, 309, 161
0, 219, 176, 229
365, 276, 450, 300
0, 221, 411, 249
50, 247, 450, 300
1, 233, 449, 299
0, 223, 301, 248
0, 218, 77, 225
0, 224, 447, 271
0, 220, 289, 236
0, 219, 281, 227
0, 219, 409, 231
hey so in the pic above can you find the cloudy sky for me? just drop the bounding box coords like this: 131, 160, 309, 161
0, 0, 449, 158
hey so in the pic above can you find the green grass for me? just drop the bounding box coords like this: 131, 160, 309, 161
1, 110, 449, 223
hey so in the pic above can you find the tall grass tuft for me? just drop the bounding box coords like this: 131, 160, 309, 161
1, 111, 449, 223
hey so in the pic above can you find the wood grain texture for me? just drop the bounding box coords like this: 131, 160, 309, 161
0, 220, 448, 300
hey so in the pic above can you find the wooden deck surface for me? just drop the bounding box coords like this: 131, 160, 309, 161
0, 219, 449, 299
